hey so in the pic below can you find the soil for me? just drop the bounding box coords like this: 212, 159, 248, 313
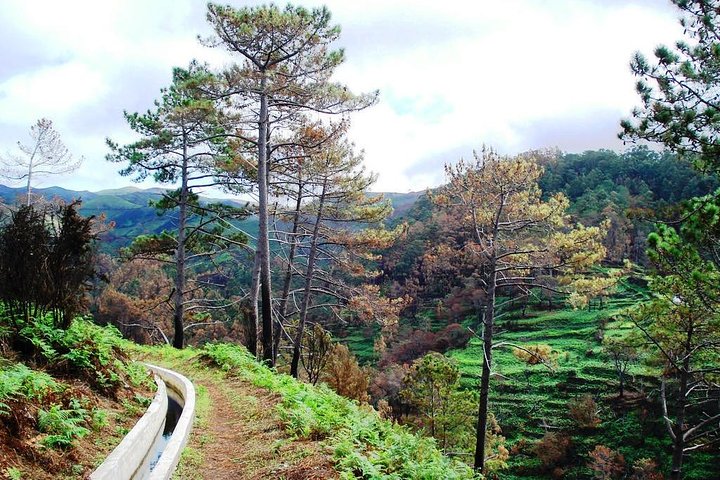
174, 371, 337, 480
0, 378, 154, 480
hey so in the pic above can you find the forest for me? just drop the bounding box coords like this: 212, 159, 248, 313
1, 1, 720, 479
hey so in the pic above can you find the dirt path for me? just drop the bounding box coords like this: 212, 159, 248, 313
161, 362, 337, 480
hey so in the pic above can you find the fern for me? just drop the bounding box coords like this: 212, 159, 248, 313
37, 403, 90, 449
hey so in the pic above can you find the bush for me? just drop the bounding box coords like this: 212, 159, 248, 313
321, 344, 370, 403
9, 316, 147, 393
568, 394, 601, 429
400, 353, 478, 456
588, 445, 626, 480
379, 324, 471, 368
535, 433, 572, 470
0, 364, 61, 415
513, 343, 555, 366
37, 401, 90, 449
630, 458, 663, 480
0, 202, 96, 332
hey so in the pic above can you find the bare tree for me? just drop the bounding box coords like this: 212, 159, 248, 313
0, 118, 82, 205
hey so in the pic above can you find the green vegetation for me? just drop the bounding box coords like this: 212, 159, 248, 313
37, 401, 91, 449
4, 1, 720, 478
0, 365, 61, 415
202, 342, 479, 479
0, 317, 154, 477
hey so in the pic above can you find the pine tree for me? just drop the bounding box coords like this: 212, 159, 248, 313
107, 64, 249, 348
433, 148, 606, 472
203, 3, 376, 364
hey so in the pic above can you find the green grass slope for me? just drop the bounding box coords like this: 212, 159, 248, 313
134, 342, 480, 479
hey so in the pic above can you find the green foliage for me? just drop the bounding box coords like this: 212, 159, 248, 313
621, 0, 720, 174
37, 401, 90, 449
12, 315, 149, 391
202, 342, 479, 479
90, 408, 109, 431
4, 467, 23, 480
0, 364, 61, 415
401, 353, 479, 457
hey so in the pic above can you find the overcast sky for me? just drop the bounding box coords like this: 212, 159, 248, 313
0, 0, 682, 194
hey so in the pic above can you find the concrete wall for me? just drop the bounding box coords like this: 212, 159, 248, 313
90, 364, 196, 480
145, 364, 196, 480
90, 375, 167, 480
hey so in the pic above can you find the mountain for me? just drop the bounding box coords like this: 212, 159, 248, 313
0, 185, 422, 253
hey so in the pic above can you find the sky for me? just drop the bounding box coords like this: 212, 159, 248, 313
0, 0, 683, 195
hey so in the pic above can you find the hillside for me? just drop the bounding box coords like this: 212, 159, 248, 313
130, 342, 479, 479
0, 185, 419, 253
0, 319, 155, 479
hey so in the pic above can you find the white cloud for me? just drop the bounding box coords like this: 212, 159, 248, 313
0, 0, 684, 193
0, 62, 108, 125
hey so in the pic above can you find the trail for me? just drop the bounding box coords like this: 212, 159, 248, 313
164, 363, 337, 480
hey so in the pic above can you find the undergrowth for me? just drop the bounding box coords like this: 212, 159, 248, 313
1, 316, 154, 467
202, 342, 480, 480
13, 315, 142, 392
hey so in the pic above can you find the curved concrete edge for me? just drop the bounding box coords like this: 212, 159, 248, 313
145, 363, 196, 480
90, 374, 168, 480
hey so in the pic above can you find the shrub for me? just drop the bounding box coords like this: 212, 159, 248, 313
37, 402, 90, 449
400, 353, 479, 456
513, 343, 556, 366
535, 433, 572, 470
0, 202, 96, 332
322, 344, 370, 403
568, 394, 601, 429
630, 458, 663, 480
588, 445, 626, 480
379, 324, 471, 368
369, 363, 409, 418
0, 364, 61, 415
301, 323, 333, 385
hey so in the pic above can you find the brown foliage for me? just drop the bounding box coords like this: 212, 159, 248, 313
369, 363, 409, 418
568, 394, 601, 429
534, 433, 572, 470
630, 458, 663, 480
378, 324, 470, 368
321, 344, 369, 403
301, 323, 333, 385
95, 259, 173, 345
588, 445, 626, 480
512, 343, 555, 366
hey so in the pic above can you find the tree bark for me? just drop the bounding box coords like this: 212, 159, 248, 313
290, 178, 326, 378
172, 138, 189, 349
257, 77, 274, 365
247, 252, 261, 358
474, 263, 496, 472
276, 169, 304, 359
670, 344, 692, 480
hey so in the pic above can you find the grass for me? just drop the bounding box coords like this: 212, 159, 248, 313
444, 282, 717, 479
194, 342, 480, 479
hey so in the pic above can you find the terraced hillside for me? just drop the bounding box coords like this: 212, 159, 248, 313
447, 280, 717, 479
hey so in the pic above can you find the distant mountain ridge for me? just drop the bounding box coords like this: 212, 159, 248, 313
0, 185, 423, 253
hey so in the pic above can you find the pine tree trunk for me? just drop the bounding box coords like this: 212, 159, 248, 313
277, 172, 304, 359
257, 77, 274, 365
247, 253, 260, 358
670, 355, 691, 480
474, 264, 496, 472
290, 179, 326, 378
172, 141, 189, 349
